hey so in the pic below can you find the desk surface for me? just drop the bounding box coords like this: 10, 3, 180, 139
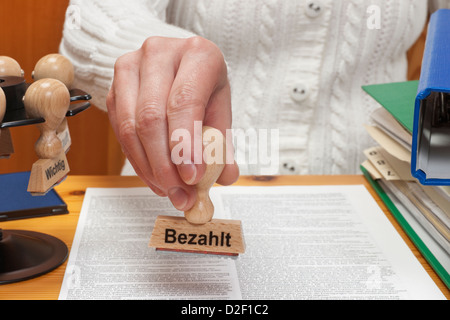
0, 175, 448, 300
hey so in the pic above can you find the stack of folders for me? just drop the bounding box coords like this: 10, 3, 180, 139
361, 81, 450, 288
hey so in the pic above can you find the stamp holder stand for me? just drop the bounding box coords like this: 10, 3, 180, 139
0, 55, 91, 284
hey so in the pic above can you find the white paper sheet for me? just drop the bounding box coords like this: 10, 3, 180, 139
213, 185, 445, 300
59, 188, 242, 300
59, 185, 446, 300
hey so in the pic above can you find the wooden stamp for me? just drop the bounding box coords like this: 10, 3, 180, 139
149, 216, 245, 256
0, 87, 14, 158
0, 57, 20, 158
149, 126, 245, 256
33, 54, 74, 153
23, 78, 71, 195
0, 87, 13, 158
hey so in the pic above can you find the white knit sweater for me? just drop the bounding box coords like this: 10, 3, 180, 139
60, 0, 450, 176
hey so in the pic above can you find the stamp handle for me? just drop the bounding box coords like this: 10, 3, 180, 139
0, 87, 5, 123
184, 126, 226, 225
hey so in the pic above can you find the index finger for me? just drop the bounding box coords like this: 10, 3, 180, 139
167, 37, 231, 185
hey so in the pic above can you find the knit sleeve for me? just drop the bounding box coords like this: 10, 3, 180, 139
59, 0, 195, 111
429, 0, 450, 12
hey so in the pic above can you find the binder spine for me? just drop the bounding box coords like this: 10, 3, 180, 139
412, 9, 450, 185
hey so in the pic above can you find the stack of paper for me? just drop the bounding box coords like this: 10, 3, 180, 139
361, 81, 450, 288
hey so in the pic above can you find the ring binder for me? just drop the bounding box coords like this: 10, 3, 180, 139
412, 9, 450, 185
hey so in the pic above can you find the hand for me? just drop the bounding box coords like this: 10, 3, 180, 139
106, 36, 239, 211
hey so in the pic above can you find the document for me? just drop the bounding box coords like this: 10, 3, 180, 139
59, 185, 446, 300
59, 188, 242, 300
215, 185, 445, 300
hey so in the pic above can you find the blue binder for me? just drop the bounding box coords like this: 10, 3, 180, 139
412, 9, 450, 185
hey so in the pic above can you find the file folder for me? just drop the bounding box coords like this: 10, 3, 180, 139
412, 9, 450, 186
361, 166, 450, 289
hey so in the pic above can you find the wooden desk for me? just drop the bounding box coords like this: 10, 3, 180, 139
0, 175, 448, 300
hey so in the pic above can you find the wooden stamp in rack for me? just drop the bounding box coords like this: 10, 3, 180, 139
0, 56, 22, 158
24, 78, 71, 195
32, 53, 74, 153
0, 87, 6, 144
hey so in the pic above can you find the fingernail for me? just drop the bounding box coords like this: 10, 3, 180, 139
179, 163, 197, 185
168, 187, 189, 211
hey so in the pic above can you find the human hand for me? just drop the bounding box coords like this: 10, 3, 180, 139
106, 36, 239, 211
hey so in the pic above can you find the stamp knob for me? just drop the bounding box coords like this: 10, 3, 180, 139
32, 54, 74, 88
0, 56, 23, 77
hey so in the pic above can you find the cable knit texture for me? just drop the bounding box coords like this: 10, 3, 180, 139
329, 1, 365, 174
60, 0, 450, 175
